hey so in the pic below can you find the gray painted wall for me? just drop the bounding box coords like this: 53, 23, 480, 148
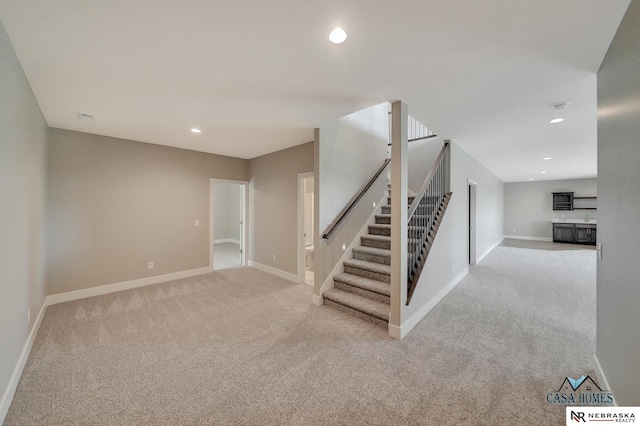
0, 20, 48, 418
213, 183, 241, 242
248, 142, 314, 275
504, 178, 597, 240
46, 129, 248, 294
404, 142, 504, 322
596, 0, 639, 406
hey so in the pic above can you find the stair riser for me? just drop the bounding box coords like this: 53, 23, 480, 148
368, 226, 391, 236
334, 281, 390, 304
381, 206, 391, 214
361, 238, 390, 250
375, 215, 391, 225
353, 250, 390, 265
323, 299, 387, 329
344, 265, 390, 283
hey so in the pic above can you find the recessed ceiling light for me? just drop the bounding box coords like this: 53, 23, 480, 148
550, 118, 564, 124
540, 171, 547, 174
329, 28, 347, 44
543, 157, 552, 160
191, 128, 201, 133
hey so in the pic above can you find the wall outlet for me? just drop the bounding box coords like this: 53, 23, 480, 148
195, 220, 200, 227
272, 254, 276, 261
27, 308, 31, 325
148, 261, 154, 269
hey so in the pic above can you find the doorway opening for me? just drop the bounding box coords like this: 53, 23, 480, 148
468, 180, 477, 266
211, 180, 247, 270
298, 173, 315, 285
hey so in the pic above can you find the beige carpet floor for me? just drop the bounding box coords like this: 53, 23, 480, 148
5, 244, 597, 425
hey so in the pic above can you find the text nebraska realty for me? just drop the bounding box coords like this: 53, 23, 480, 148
572, 411, 636, 422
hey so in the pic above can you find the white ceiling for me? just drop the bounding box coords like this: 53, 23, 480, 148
0, 0, 630, 182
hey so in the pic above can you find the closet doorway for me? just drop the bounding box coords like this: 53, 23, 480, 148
211, 180, 247, 270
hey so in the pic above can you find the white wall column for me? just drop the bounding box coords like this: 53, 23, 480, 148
389, 101, 408, 336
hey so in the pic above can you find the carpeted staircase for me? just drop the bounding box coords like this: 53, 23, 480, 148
322, 190, 451, 329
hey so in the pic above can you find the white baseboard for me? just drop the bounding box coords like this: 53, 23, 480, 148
594, 355, 617, 406
393, 267, 469, 339
0, 299, 47, 423
476, 237, 503, 264
247, 261, 300, 284
503, 235, 552, 242
214, 239, 240, 245
311, 294, 322, 306
388, 323, 402, 339
46, 266, 213, 306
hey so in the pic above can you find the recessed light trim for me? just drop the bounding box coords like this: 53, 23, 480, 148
329, 28, 347, 44
550, 118, 564, 124
540, 171, 547, 174
190, 128, 201, 133
544, 157, 552, 160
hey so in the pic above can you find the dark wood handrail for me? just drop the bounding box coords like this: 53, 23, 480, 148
322, 158, 391, 240
407, 142, 449, 219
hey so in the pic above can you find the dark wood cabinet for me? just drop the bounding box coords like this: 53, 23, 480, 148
553, 223, 575, 243
553, 223, 596, 245
553, 192, 574, 211
575, 224, 596, 244
552, 192, 597, 210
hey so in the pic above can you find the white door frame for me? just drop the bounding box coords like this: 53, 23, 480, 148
210, 179, 249, 269
297, 172, 314, 283
468, 179, 477, 266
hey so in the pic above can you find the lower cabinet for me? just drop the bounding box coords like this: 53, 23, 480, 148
553, 223, 575, 243
575, 224, 597, 244
553, 223, 596, 245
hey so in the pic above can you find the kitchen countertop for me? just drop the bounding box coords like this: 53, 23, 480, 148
551, 219, 597, 224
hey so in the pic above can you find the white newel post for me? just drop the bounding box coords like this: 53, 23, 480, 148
389, 101, 408, 338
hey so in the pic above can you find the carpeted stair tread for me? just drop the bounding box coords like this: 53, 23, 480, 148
323, 288, 389, 321
369, 224, 391, 230
334, 273, 390, 297
352, 246, 391, 258
344, 258, 391, 276
361, 234, 391, 242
